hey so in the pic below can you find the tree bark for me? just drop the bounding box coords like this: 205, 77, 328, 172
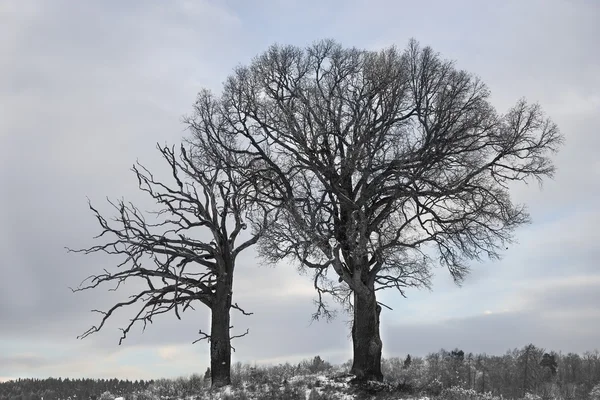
350, 285, 383, 382
210, 271, 233, 388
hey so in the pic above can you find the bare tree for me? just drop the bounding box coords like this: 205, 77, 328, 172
187, 39, 562, 382
68, 142, 266, 387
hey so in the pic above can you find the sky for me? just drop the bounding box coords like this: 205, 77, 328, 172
1, 0, 599, 382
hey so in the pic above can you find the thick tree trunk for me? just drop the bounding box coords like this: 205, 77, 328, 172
350, 286, 383, 382
210, 272, 233, 388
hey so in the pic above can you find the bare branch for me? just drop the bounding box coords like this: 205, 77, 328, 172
187, 39, 562, 319
69, 141, 264, 352
193, 328, 211, 344
229, 327, 250, 353
231, 302, 253, 316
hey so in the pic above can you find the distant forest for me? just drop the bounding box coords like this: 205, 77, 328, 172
376, 345, 600, 399
0, 378, 152, 400
1, 345, 599, 400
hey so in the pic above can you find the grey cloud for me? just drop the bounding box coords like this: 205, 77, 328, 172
230, 294, 350, 362
384, 275, 600, 357
0, 0, 244, 349
384, 310, 599, 358
0, 354, 53, 370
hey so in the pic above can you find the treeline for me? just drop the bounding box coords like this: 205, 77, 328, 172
377, 344, 600, 399
0, 356, 332, 400
2, 348, 599, 400
0, 378, 150, 400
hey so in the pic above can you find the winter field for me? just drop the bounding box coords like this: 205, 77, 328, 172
2, 349, 599, 400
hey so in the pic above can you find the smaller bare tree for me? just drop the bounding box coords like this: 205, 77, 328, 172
68, 142, 266, 387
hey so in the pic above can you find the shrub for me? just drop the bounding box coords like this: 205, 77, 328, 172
131, 390, 156, 400
423, 378, 443, 397
590, 384, 600, 400
280, 383, 304, 400
98, 392, 113, 400
440, 386, 504, 400
307, 388, 318, 400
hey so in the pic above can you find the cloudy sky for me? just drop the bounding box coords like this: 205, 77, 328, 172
1, 0, 599, 382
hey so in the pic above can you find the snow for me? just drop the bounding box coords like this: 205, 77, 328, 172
114, 373, 432, 400
221, 386, 232, 397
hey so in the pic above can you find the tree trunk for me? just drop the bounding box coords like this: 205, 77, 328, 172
210, 271, 233, 388
350, 286, 383, 382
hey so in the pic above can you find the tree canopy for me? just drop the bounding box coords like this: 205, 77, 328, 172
187, 38, 562, 381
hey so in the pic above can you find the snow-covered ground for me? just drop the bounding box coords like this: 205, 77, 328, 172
201, 373, 431, 400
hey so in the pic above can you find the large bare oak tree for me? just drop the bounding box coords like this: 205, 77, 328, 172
188, 39, 563, 382
69, 142, 265, 387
